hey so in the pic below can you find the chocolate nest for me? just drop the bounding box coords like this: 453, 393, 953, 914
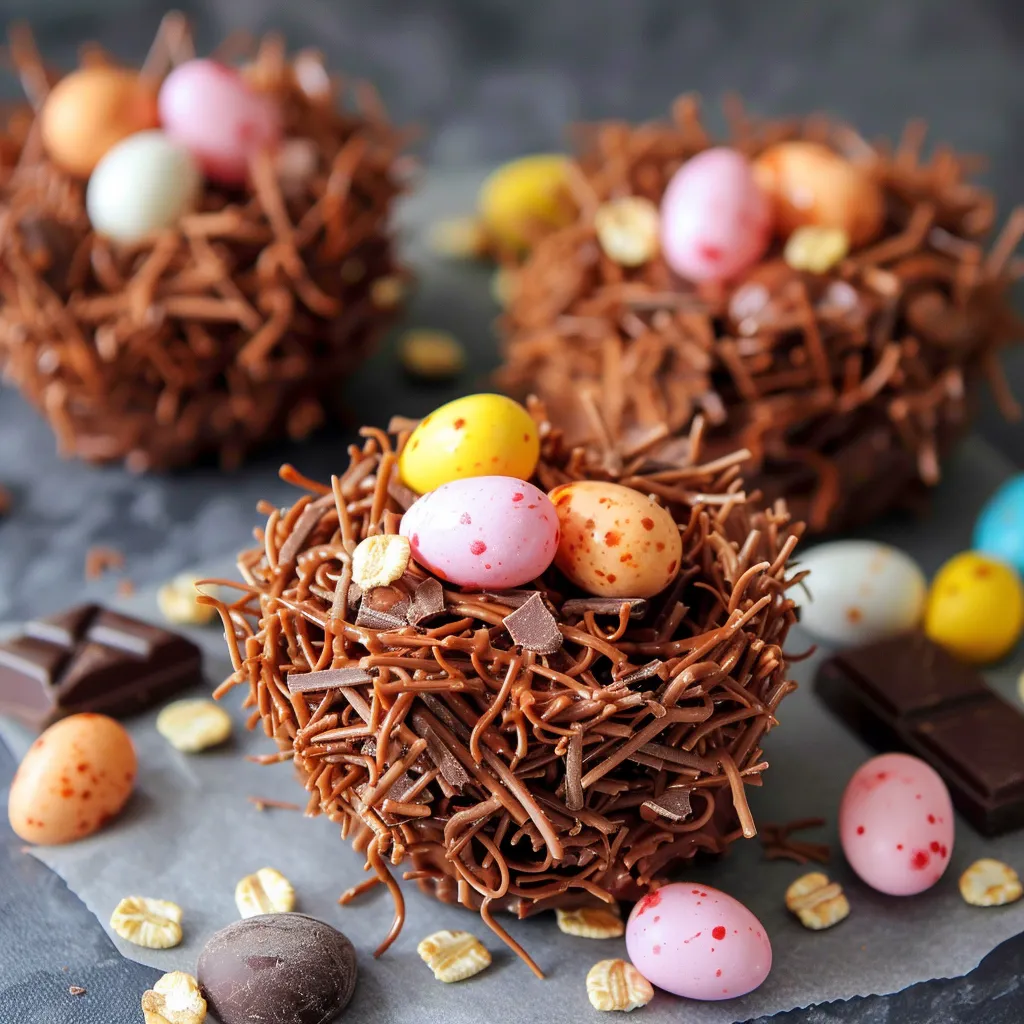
497, 97, 1024, 533
0, 18, 407, 471
208, 406, 803, 974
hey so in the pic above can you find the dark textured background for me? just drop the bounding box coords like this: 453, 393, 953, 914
1, 1, 1023, 1021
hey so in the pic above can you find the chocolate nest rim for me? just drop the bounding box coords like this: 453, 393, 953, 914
206, 404, 804, 975
498, 95, 1024, 534
0, 15, 410, 471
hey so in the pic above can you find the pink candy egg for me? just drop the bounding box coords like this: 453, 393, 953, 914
840, 752, 954, 895
626, 883, 772, 1001
159, 59, 281, 184
660, 147, 772, 283
400, 477, 558, 589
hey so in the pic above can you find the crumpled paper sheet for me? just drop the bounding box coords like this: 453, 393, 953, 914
2, 437, 1023, 1024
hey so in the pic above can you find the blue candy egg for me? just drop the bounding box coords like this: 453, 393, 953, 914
973, 474, 1024, 576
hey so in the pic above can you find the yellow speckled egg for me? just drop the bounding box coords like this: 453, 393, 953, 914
399, 394, 540, 494
924, 552, 1024, 664
7, 713, 137, 845
550, 481, 682, 598
40, 67, 160, 177
753, 141, 885, 248
478, 154, 572, 250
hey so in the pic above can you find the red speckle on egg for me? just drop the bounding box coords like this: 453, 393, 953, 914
897, 844, 904, 850
411, 534, 420, 547
584, 518, 596, 530
712, 926, 726, 941
910, 850, 930, 870
877, 772, 888, 781
607, 574, 617, 583
655, 542, 665, 552
635, 890, 662, 915
512, 492, 524, 502
81, 790, 92, 800
716, 969, 722, 978
653, 916, 660, 923
484, 564, 492, 570
523, 433, 529, 442
60, 787, 74, 798
460, 513, 472, 525
927, 814, 936, 824
667, 560, 677, 574
76, 763, 88, 773
653, 944, 661, 955
527, 503, 536, 509
857, 825, 865, 835
974, 564, 992, 578
641, 517, 654, 530
620, 553, 633, 562
699, 243, 724, 262
847, 607, 863, 623
604, 531, 621, 547
930, 841, 940, 853
453, 418, 466, 429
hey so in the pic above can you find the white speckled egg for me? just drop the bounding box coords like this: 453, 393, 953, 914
400, 476, 558, 589
797, 540, 926, 646
86, 130, 201, 242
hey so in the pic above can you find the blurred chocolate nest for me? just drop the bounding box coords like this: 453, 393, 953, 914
0, 20, 408, 471
497, 98, 1024, 533
209, 407, 802, 972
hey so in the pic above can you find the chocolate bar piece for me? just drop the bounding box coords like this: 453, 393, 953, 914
815, 632, 1024, 836
0, 604, 202, 729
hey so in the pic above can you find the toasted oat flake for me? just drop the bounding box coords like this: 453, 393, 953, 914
351, 534, 411, 590
593, 196, 660, 267
556, 905, 624, 939
399, 329, 465, 379
157, 575, 217, 626
417, 929, 492, 983
785, 871, 850, 930
783, 225, 850, 274
959, 858, 1023, 907
110, 896, 183, 949
586, 958, 654, 1012
141, 971, 207, 1024
156, 699, 232, 753
235, 866, 296, 918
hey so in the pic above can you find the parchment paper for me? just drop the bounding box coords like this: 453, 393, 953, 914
2, 437, 1023, 1024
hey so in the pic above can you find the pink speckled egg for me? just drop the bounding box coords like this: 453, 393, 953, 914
660, 147, 772, 283
400, 476, 558, 589
159, 59, 281, 184
840, 752, 954, 896
626, 883, 772, 1001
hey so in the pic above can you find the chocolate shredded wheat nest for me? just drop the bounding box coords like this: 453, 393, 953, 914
497, 96, 1024, 534
207, 404, 804, 975
0, 17, 409, 471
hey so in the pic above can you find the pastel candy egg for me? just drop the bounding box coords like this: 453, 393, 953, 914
973, 474, 1024, 577
478, 154, 572, 250
86, 130, 201, 243
660, 147, 772, 283
753, 141, 885, 247
159, 59, 282, 185
7, 713, 137, 845
400, 477, 558, 589
797, 540, 926, 646
626, 883, 772, 1000
924, 551, 1024, 664
40, 66, 160, 177
840, 753, 954, 895
399, 394, 540, 495
549, 481, 681, 598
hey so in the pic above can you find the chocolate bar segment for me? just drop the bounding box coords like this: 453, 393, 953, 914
0, 604, 202, 730
816, 632, 1024, 836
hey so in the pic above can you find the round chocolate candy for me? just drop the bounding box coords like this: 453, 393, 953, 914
198, 913, 357, 1024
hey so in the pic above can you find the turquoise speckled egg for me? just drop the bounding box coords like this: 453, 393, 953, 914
973, 474, 1024, 577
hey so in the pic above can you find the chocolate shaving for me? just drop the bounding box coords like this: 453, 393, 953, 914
503, 593, 563, 655
499, 98, 1023, 534
286, 667, 374, 694
0, 20, 406, 472
209, 410, 802, 970
355, 602, 409, 631
562, 597, 648, 618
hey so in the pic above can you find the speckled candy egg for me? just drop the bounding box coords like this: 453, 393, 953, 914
159, 59, 282, 185
398, 394, 540, 495
40, 66, 160, 177
660, 147, 772, 283
549, 481, 681, 598
478, 154, 572, 250
626, 883, 772, 1000
400, 477, 557, 589
797, 540, 926, 646
7, 713, 137, 845
924, 551, 1024, 664
87, 130, 201, 242
753, 141, 885, 247
973, 474, 1024, 577
840, 753, 954, 895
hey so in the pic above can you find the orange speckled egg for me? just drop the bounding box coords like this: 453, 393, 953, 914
40, 67, 160, 177
550, 481, 682, 598
753, 141, 885, 248
7, 713, 137, 845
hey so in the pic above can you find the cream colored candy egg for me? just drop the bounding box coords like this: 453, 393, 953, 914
87, 130, 201, 243
8, 713, 137, 845
550, 481, 682, 598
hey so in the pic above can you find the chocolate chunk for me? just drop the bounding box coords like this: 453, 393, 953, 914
419, 723, 470, 793
198, 914, 357, 1024
504, 593, 563, 655
287, 667, 374, 694
0, 604, 201, 730
643, 787, 693, 822
354, 602, 408, 630
562, 597, 648, 619
816, 632, 1024, 836
616, 659, 666, 686
278, 494, 335, 566
407, 578, 446, 626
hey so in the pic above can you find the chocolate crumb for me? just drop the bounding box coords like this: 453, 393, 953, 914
68, 986, 86, 996
84, 545, 124, 580
504, 593, 564, 655
0, 485, 11, 516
